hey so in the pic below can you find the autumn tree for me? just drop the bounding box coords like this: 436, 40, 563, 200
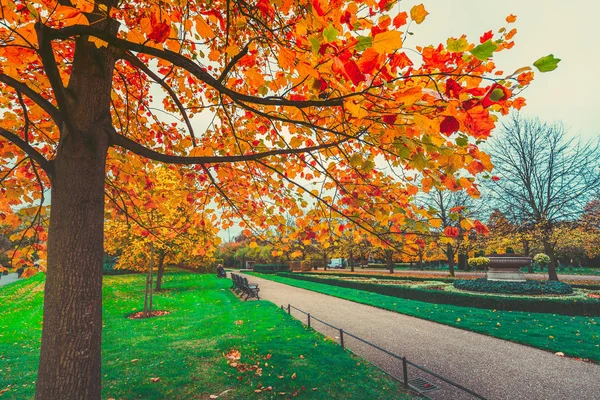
487, 114, 600, 280
0, 1, 551, 397
104, 164, 220, 291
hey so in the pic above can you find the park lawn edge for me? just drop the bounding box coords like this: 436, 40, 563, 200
249, 272, 600, 363
0, 271, 414, 400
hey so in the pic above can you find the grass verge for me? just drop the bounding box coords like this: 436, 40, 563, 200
251, 273, 600, 363
0, 270, 411, 399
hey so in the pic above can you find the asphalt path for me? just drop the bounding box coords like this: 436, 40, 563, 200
242, 272, 600, 400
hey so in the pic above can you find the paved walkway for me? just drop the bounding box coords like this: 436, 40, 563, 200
243, 273, 600, 400
0, 273, 19, 287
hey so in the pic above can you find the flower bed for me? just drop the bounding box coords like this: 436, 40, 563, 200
453, 279, 574, 295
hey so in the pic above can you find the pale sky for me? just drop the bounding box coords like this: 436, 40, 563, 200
399, 0, 599, 141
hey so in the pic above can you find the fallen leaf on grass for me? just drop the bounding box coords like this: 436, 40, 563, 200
150, 377, 160, 382
209, 395, 218, 399
291, 373, 296, 380
131, 359, 139, 363
234, 320, 244, 325
224, 349, 241, 361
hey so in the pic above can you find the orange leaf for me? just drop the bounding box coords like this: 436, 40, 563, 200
410, 4, 429, 24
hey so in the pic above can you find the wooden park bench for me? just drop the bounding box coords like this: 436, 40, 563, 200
231, 273, 260, 300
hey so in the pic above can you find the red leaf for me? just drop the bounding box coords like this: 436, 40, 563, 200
440, 116, 459, 136
393, 12, 408, 28
389, 53, 413, 70
312, 0, 325, 16
491, 175, 500, 181
358, 49, 380, 74
480, 30, 493, 43
148, 17, 170, 43
343, 60, 366, 86
444, 226, 460, 238
383, 114, 397, 124
462, 99, 479, 111
445, 78, 462, 98
474, 220, 489, 235
481, 84, 510, 108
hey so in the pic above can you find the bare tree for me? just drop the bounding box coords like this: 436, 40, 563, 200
487, 114, 600, 280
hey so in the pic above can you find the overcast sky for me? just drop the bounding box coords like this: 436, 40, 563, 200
399, 0, 599, 141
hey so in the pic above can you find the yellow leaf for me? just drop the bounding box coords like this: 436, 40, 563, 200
430, 218, 442, 229
460, 219, 475, 231
372, 30, 403, 54
226, 45, 240, 57
89, 36, 108, 48
196, 16, 216, 39
249, 241, 258, 249
410, 4, 429, 24
345, 100, 368, 119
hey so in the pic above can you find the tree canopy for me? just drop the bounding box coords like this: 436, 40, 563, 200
0, 1, 553, 398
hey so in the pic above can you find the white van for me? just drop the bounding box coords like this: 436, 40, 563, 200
327, 258, 347, 269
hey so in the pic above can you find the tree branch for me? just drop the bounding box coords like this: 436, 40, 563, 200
0, 127, 54, 177
45, 25, 345, 108
109, 128, 349, 165
121, 52, 197, 146
0, 74, 63, 125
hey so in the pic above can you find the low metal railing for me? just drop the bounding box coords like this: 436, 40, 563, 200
282, 304, 487, 400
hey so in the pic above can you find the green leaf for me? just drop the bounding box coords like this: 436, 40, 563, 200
446, 37, 468, 53
489, 88, 505, 102
533, 54, 561, 72
470, 40, 497, 60
455, 136, 468, 147
355, 36, 372, 51
323, 24, 339, 43
309, 37, 321, 53
349, 154, 363, 167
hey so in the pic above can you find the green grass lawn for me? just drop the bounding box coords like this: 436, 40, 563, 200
252, 273, 600, 363
0, 270, 412, 399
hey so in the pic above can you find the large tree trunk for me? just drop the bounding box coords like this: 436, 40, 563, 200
446, 243, 455, 277
155, 252, 167, 291
36, 31, 116, 399
36, 131, 109, 399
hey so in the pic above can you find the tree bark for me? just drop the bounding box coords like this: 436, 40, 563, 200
543, 239, 559, 281
35, 31, 116, 400
155, 252, 166, 291
385, 249, 394, 274
524, 239, 533, 273
35, 129, 109, 399
446, 243, 455, 277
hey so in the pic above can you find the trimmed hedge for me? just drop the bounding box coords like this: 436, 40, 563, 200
277, 273, 600, 316
454, 278, 573, 295
295, 271, 458, 283
254, 263, 290, 273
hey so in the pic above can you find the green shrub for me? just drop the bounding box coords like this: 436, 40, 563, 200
467, 257, 489, 270
533, 253, 551, 265
454, 278, 573, 295
254, 263, 290, 273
